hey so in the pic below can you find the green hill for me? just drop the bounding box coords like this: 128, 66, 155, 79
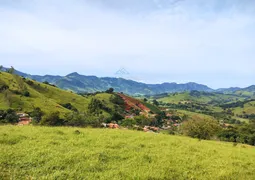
157, 91, 248, 105
153, 91, 254, 124
1, 126, 255, 180
0, 72, 121, 118
4, 67, 213, 95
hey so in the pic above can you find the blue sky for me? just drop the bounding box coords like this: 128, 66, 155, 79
0, 0, 255, 88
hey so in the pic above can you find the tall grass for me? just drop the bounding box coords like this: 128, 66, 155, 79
0, 125, 255, 179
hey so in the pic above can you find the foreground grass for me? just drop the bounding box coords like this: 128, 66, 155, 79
0, 126, 255, 180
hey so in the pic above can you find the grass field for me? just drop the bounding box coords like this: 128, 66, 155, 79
1, 126, 255, 180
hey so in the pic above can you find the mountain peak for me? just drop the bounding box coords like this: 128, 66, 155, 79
66, 72, 80, 77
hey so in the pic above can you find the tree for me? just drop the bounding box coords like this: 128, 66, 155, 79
105, 88, 114, 93
88, 98, 103, 114
4, 109, 19, 124
64, 112, 86, 127
30, 107, 44, 124
23, 91, 30, 97
40, 112, 64, 126
122, 118, 136, 127
61, 103, 78, 112
43, 81, 50, 85
134, 115, 151, 126
111, 112, 124, 121
0, 65, 3, 72
144, 98, 148, 102
153, 99, 159, 106
7, 66, 15, 74
181, 117, 221, 140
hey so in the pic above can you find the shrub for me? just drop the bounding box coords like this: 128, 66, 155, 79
181, 118, 221, 140
105, 88, 114, 93
40, 112, 64, 126
121, 118, 136, 127
61, 103, 78, 112
134, 115, 151, 126
0, 109, 19, 124
29, 107, 44, 124
0, 84, 9, 91
26, 80, 34, 86
23, 91, 30, 97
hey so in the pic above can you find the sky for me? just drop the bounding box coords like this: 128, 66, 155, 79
0, 0, 255, 89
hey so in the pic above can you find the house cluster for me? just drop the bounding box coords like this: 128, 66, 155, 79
101, 123, 119, 129
161, 113, 181, 130
143, 126, 160, 132
17, 113, 32, 125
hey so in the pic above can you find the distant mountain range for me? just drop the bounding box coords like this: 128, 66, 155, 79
2, 67, 255, 95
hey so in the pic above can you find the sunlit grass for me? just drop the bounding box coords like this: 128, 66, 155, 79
1, 125, 255, 179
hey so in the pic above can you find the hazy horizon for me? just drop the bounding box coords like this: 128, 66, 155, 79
1, 0, 255, 89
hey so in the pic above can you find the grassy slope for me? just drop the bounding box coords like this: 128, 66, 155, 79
158, 92, 255, 122
175, 110, 216, 120
0, 126, 255, 180
0, 72, 113, 117
232, 100, 255, 115
158, 92, 246, 104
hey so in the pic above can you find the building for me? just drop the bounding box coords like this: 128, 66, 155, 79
17, 113, 32, 125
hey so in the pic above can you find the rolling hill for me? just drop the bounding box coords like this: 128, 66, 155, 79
0, 72, 123, 118
0, 72, 163, 121
156, 91, 249, 105
3, 67, 255, 96
3, 67, 213, 95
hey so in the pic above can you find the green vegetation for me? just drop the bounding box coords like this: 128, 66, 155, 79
1, 126, 255, 180
0, 72, 125, 121
157, 91, 249, 105
0, 109, 19, 124
181, 117, 221, 140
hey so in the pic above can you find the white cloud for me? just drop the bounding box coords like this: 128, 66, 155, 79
0, 0, 255, 88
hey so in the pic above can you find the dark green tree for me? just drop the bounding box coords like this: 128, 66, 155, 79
4, 109, 19, 124
23, 91, 30, 97
30, 107, 44, 124
40, 112, 64, 126
105, 88, 114, 93
153, 99, 159, 106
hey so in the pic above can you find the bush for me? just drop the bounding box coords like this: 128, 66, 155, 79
26, 80, 34, 86
64, 112, 86, 127
61, 103, 78, 112
105, 88, 114, 93
134, 115, 151, 126
111, 112, 124, 121
121, 118, 136, 127
29, 107, 44, 124
40, 112, 64, 126
181, 118, 221, 140
23, 91, 30, 97
0, 84, 9, 91
0, 109, 19, 124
